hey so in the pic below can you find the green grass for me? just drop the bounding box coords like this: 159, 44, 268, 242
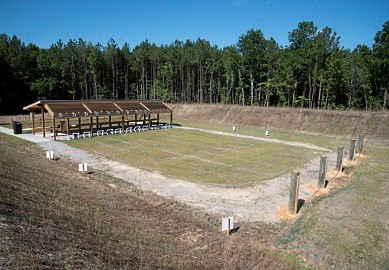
275, 143, 389, 269
165, 118, 351, 150
67, 128, 325, 186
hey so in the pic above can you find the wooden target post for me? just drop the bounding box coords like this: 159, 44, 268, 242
349, 139, 356, 161
288, 170, 300, 215
318, 156, 327, 188
336, 146, 344, 171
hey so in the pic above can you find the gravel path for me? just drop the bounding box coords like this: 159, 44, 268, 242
35, 129, 336, 223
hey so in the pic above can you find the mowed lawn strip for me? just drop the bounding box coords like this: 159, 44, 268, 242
161, 118, 349, 150
67, 129, 324, 186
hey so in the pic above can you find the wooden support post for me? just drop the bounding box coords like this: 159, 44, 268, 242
143, 114, 146, 125
135, 114, 138, 126
148, 114, 151, 128
42, 107, 45, 137
157, 113, 160, 125
67, 118, 70, 135
109, 115, 112, 128
318, 156, 327, 188
336, 146, 344, 171
96, 116, 99, 128
31, 111, 35, 135
357, 134, 365, 154
121, 115, 125, 133
288, 170, 300, 215
90, 117, 93, 136
78, 118, 81, 134
53, 117, 56, 141
349, 139, 356, 161
170, 112, 173, 125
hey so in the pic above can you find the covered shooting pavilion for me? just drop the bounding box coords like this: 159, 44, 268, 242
23, 100, 173, 140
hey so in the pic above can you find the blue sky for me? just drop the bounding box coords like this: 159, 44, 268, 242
0, 0, 388, 49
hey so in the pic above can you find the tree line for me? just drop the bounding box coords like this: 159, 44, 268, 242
0, 20, 388, 114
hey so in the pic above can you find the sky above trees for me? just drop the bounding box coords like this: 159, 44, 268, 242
1, 19, 388, 113
0, 0, 388, 50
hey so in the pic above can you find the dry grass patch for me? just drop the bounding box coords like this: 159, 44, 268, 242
0, 133, 311, 269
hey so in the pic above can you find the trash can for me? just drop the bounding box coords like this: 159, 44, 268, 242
12, 121, 22, 134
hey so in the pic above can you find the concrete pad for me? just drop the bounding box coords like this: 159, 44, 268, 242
0, 126, 51, 143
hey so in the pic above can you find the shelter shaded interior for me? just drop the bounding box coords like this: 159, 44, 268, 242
114, 101, 148, 114
46, 102, 90, 117
141, 101, 172, 113
85, 102, 120, 113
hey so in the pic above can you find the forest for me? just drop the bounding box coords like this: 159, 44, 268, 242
0, 20, 388, 114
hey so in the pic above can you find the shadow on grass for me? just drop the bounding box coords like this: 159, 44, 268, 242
297, 199, 305, 213
229, 226, 240, 235
325, 180, 330, 188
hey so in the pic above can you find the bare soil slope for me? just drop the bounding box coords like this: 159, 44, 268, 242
170, 104, 389, 140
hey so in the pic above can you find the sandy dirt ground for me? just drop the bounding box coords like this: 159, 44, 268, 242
32, 127, 339, 223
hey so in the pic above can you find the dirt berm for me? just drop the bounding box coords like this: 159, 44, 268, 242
170, 104, 389, 140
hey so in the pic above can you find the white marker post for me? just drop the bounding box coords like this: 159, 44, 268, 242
265, 130, 269, 137
233, 126, 236, 132
78, 163, 88, 172
221, 217, 234, 236
46, 151, 53, 159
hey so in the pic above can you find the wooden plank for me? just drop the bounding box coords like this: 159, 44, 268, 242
53, 117, 56, 141
121, 115, 125, 133
42, 107, 45, 138
113, 102, 124, 112
90, 117, 93, 136
81, 103, 93, 113
44, 103, 54, 117
32, 111, 35, 135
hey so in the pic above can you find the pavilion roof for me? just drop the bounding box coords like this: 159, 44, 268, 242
23, 100, 172, 118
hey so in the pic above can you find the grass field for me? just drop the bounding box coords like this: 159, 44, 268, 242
1, 107, 388, 269
161, 117, 351, 150
66, 128, 325, 186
